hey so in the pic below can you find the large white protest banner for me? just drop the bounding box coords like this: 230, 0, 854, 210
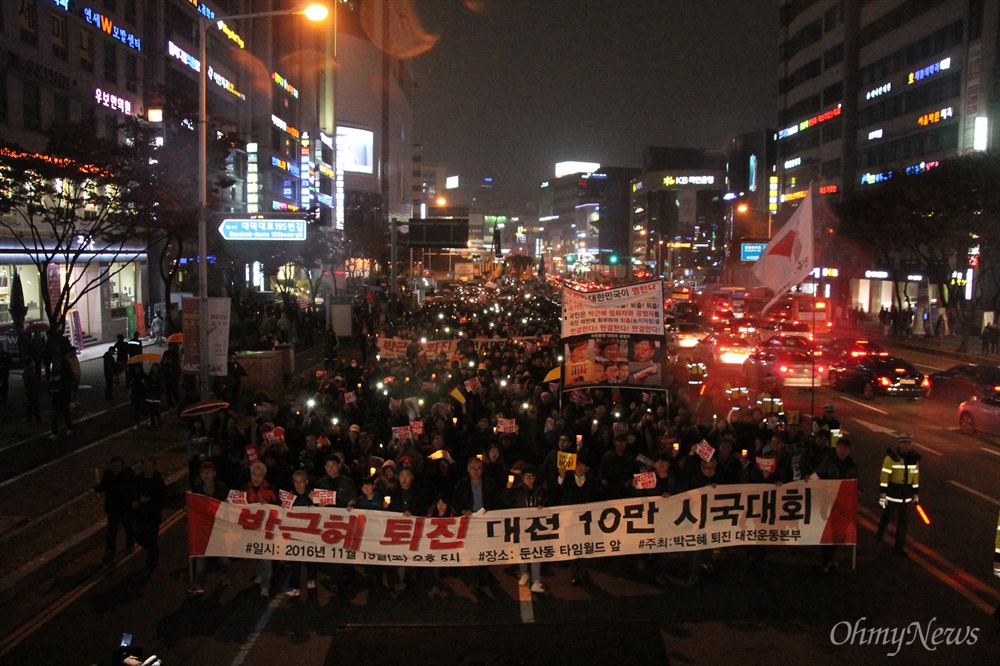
188, 480, 857, 566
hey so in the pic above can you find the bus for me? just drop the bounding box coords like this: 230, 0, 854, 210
769, 293, 830, 334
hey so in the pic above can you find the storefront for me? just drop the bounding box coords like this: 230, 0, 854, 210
0, 241, 148, 348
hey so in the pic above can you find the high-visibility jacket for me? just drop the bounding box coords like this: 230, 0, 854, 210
994, 511, 1000, 576
879, 448, 920, 502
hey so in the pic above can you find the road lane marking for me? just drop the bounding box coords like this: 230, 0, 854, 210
841, 397, 888, 414
230, 596, 282, 666
947, 480, 1000, 508
911, 442, 944, 456
857, 506, 999, 615
980, 447, 1000, 458
852, 419, 943, 455
0, 508, 186, 658
518, 582, 535, 623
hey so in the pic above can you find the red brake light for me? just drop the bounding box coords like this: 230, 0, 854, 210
817, 366, 825, 373
921, 377, 929, 388
879, 376, 892, 387
779, 365, 789, 373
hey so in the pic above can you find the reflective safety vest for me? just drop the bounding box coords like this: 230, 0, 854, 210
994, 511, 1000, 575
757, 391, 783, 416
879, 449, 920, 502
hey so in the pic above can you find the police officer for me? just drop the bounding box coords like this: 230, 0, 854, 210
875, 432, 920, 555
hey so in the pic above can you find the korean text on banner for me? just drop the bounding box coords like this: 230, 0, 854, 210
188, 480, 857, 566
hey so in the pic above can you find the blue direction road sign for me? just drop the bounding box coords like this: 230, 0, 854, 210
741, 242, 767, 262
218, 218, 307, 241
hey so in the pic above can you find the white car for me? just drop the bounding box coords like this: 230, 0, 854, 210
958, 394, 1000, 436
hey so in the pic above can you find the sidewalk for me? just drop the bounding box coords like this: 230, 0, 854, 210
849, 320, 1000, 365
0, 339, 351, 608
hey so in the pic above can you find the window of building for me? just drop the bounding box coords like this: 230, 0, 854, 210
125, 54, 137, 92
779, 19, 822, 63
54, 92, 70, 125
19, 0, 38, 46
80, 29, 93, 71
821, 118, 842, 143
822, 81, 843, 106
824, 3, 843, 32
22, 80, 42, 131
103, 42, 117, 83
51, 14, 68, 59
105, 113, 118, 141
779, 58, 822, 95
823, 42, 843, 70
820, 158, 841, 178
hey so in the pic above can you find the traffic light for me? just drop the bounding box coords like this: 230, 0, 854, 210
609, 254, 619, 265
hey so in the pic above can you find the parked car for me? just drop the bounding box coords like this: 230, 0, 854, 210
742, 347, 824, 389
828, 355, 927, 399
694, 333, 755, 366
958, 394, 1000, 436
928, 364, 1000, 402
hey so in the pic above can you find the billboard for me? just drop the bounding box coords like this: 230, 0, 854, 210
741, 242, 767, 262
336, 126, 374, 174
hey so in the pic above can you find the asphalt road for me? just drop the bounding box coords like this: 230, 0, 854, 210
0, 338, 998, 665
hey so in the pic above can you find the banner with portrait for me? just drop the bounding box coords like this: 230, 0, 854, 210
560, 281, 666, 390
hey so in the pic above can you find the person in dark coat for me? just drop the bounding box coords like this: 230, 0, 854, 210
22, 356, 42, 424
814, 437, 859, 572
48, 354, 74, 439
133, 457, 167, 571
95, 456, 136, 562
102, 347, 117, 401
554, 457, 601, 585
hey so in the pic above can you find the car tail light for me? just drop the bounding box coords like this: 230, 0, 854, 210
879, 376, 892, 387
779, 365, 789, 373
718, 347, 727, 353
921, 377, 929, 389
894, 368, 907, 373
817, 366, 825, 373
827, 321, 833, 327
808, 333, 814, 341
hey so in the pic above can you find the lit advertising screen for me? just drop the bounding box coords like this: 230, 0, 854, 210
336, 126, 374, 174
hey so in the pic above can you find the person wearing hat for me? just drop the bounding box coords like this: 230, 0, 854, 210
503, 465, 548, 593
815, 404, 840, 433
814, 436, 858, 571
875, 433, 921, 555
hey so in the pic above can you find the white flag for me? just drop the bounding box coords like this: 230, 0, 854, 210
753, 187, 815, 313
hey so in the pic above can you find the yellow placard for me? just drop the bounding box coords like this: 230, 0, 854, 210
557, 451, 577, 471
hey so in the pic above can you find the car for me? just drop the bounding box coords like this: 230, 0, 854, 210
742, 347, 824, 390
816, 337, 888, 383
927, 364, 1000, 402
758, 320, 813, 342
667, 322, 709, 349
958, 394, 1000, 436
694, 333, 755, 366
757, 335, 817, 354
828, 355, 927, 399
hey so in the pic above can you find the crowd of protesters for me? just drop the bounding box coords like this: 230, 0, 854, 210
182, 280, 857, 599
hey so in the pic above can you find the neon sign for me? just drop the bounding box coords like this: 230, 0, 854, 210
778, 105, 842, 139
908, 57, 951, 84
272, 72, 299, 99
272, 156, 301, 177
662, 175, 715, 186
94, 88, 133, 115
247, 142, 259, 214
208, 66, 245, 100
83, 7, 141, 52
866, 83, 891, 99
783, 190, 807, 202
168, 41, 200, 72
783, 157, 802, 169
188, 0, 215, 19
217, 21, 245, 49
271, 115, 300, 139
868, 129, 883, 140
819, 184, 838, 195
904, 161, 939, 176
917, 107, 953, 126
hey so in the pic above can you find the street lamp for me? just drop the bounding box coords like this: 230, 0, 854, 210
197, 4, 329, 398
736, 203, 773, 239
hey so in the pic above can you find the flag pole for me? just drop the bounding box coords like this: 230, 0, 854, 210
810, 182, 817, 419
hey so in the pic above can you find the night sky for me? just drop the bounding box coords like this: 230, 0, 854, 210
410, 0, 778, 213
